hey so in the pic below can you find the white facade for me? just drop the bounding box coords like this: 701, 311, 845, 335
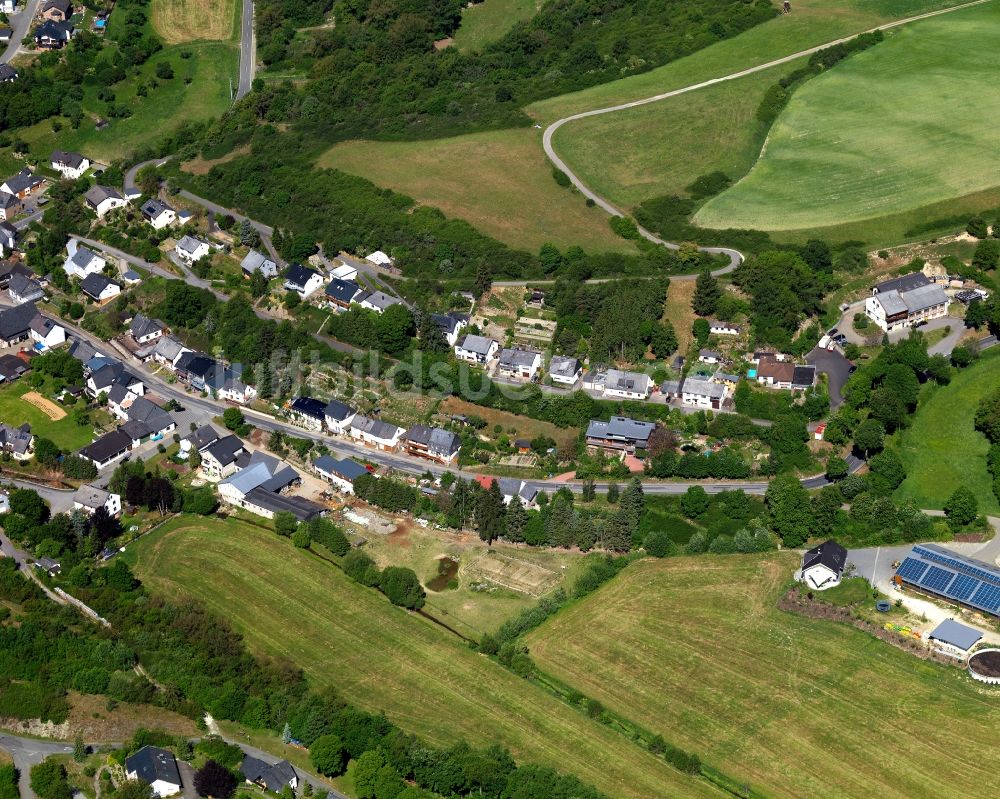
30, 319, 66, 350
602, 369, 652, 400
454, 336, 498, 364
801, 563, 841, 591
289, 271, 324, 298
175, 236, 210, 264
52, 155, 90, 179
90, 194, 127, 218
63, 240, 106, 279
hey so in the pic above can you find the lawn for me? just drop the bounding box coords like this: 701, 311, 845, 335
16, 42, 238, 163
127, 517, 718, 799
695, 2, 1000, 232
0, 382, 94, 451
526, 554, 1000, 799
452, 0, 540, 52
151, 0, 239, 44
895, 347, 1000, 513
316, 129, 637, 254
437, 395, 578, 451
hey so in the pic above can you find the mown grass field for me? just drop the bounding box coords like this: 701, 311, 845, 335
526, 554, 1000, 799
128, 517, 718, 799
452, 0, 539, 52
151, 0, 239, 44
317, 129, 636, 253
695, 1, 1000, 231
895, 347, 1000, 513
0, 383, 93, 451
16, 42, 238, 162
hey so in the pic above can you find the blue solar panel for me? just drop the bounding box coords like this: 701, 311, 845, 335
971, 583, 1000, 613
946, 574, 979, 602
913, 546, 1000, 586
920, 566, 955, 594
896, 558, 929, 582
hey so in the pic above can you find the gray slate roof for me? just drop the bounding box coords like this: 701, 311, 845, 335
456, 334, 495, 356
402, 424, 460, 455
84, 184, 124, 207
351, 415, 400, 441
499, 347, 540, 368
0, 301, 37, 340
928, 619, 982, 651
585, 416, 656, 444
124, 747, 181, 788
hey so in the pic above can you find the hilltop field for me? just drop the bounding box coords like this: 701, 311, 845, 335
526, 554, 1000, 799
127, 517, 717, 799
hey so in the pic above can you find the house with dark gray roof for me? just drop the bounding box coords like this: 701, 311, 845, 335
865, 272, 949, 332
124, 746, 182, 798
0, 301, 37, 346
240, 249, 278, 278
497, 347, 542, 381
0, 422, 32, 460
0, 260, 32, 288
323, 399, 356, 434
349, 415, 403, 451
78, 429, 135, 469
1, 168, 44, 199
0, 65, 17, 84
64, 240, 106, 279
800, 539, 848, 590
585, 416, 656, 452
8, 272, 43, 304
51, 150, 89, 179
140, 198, 176, 230
401, 424, 461, 464
173, 351, 216, 390
80, 273, 120, 303
218, 451, 320, 521
84, 185, 127, 218
288, 396, 328, 431
0, 353, 28, 382
454, 334, 498, 364
129, 313, 165, 344
283, 263, 324, 298
548, 355, 581, 386
201, 434, 245, 479
324, 277, 361, 309
431, 312, 467, 346
240, 757, 298, 793
34, 19, 74, 49
313, 456, 368, 493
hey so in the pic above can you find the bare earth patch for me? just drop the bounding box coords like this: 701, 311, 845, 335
22, 390, 66, 420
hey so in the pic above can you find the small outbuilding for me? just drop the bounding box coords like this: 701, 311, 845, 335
927, 619, 982, 659
800, 539, 848, 590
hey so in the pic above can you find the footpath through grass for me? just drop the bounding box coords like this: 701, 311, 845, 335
128, 517, 718, 799
526, 554, 1000, 799
695, 1, 1000, 231
895, 348, 1000, 513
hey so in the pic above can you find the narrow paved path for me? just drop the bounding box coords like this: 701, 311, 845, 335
541, 0, 992, 270
236, 0, 256, 100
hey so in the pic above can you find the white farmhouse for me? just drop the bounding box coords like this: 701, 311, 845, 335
800, 539, 848, 591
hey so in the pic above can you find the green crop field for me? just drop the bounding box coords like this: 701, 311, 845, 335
895, 347, 1000, 513
317, 129, 638, 254
695, 1, 1000, 232
16, 42, 237, 163
128, 517, 718, 799
526, 554, 1000, 799
452, 0, 539, 52
0, 383, 94, 451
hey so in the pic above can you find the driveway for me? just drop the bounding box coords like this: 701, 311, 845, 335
0, 734, 74, 799
807, 346, 854, 408
0, 0, 42, 64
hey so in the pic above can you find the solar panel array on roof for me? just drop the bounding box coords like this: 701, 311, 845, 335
894, 544, 1000, 616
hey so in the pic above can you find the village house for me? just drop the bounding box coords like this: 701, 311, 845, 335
357, 290, 403, 314
756, 355, 815, 390
72, 484, 122, 517
698, 349, 722, 364
602, 368, 652, 400
0, 168, 44, 200
51, 150, 90, 179
174, 235, 210, 265
0, 301, 37, 346
0, 353, 28, 382
34, 19, 74, 49
400, 424, 461, 464
288, 396, 327, 431
84, 185, 127, 218
432, 312, 467, 346
64, 240, 106, 279
474, 475, 539, 510
454, 334, 498, 364
283, 263, 325, 298
864, 272, 949, 332
80, 273, 121, 304
0, 422, 32, 460
312, 455, 368, 494
150, 335, 188, 368
240, 249, 278, 279
585, 416, 655, 453
200, 434, 246, 480
680, 376, 728, 409
0, 190, 21, 220
41, 0, 71, 22
173, 351, 216, 391
240, 758, 298, 794
799, 539, 848, 591
323, 399, 356, 435
349, 415, 403, 451
218, 451, 321, 522
497, 347, 542, 381
124, 747, 182, 799
0, 65, 16, 84
324, 278, 362, 310
0, 260, 32, 289
140, 198, 176, 230
29, 314, 66, 351
708, 320, 741, 336
78, 429, 135, 470
129, 313, 165, 344
547, 355, 582, 386
8, 272, 43, 304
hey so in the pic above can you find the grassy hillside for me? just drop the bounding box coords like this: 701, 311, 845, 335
453, 0, 539, 52
895, 347, 1000, 513
527, 554, 1000, 799
128, 517, 718, 799
317, 129, 638, 253
151, 0, 239, 44
695, 1, 1000, 231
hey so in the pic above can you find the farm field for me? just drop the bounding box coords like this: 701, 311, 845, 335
151, 0, 239, 44
16, 42, 238, 162
127, 517, 719, 799
895, 347, 1000, 513
695, 1, 1000, 231
526, 554, 1000, 799
0, 382, 93, 451
452, 0, 539, 52
317, 129, 636, 254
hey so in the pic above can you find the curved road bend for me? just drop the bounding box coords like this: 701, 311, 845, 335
541, 0, 992, 274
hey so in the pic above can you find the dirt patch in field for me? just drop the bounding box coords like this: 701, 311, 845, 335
66, 692, 199, 740
467, 551, 560, 596
22, 390, 66, 420
181, 145, 250, 175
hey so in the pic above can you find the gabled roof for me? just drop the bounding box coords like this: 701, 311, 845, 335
290, 396, 327, 420
51, 150, 86, 169
456, 334, 496, 355
184, 424, 219, 451
0, 301, 37, 340
175, 351, 215, 378
9, 272, 42, 300
240, 755, 297, 792
498, 347, 541, 368
80, 273, 118, 299
43, 0, 71, 12
69, 244, 104, 270
323, 399, 354, 422
140, 198, 173, 218
126, 396, 172, 432
283, 262, 318, 288
2, 168, 43, 194
928, 619, 982, 652
79, 429, 132, 463
901, 283, 948, 313
176, 235, 207, 256
548, 355, 580, 378
0, 65, 16, 82
801, 539, 847, 575
152, 335, 185, 362
585, 416, 656, 443
240, 249, 276, 274
325, 277, 361, 304
431, 313, 462, 335
402, 424, 460, 455
130, 313, 163, 339
359, 290, 401, 311
0, 422, 32, 455
124, 747, 181, 788
874, 272, 929, 295
605, 368, 651, 393
34, 19, 74, 40
68, 338, 100, 363
73, 484, 111, 509
313, 455, 367, 482
351, 415, 400, 441
205, 434, 244, 467
84, 185, 124, 207
29, 314, 60, 338
681, 376, 726, 399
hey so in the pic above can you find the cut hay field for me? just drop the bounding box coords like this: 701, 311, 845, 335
316, 129, 637, 254
452, 0, 540, 52
127, 517, 718, 799
695, 1, 1000, 231
526, 554, 1000, 799
895, 347, 1000, 513
151, 0, 239, 44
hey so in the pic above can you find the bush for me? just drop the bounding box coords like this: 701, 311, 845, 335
643, 529, 675, 558
342, 550, 380, 587
551, 168, 571, 188
309, 734, 347, 776
378, 567, 426, 610
292, 528, 312, 549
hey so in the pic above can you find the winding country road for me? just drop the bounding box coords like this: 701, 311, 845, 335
541, 0, 993, 272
